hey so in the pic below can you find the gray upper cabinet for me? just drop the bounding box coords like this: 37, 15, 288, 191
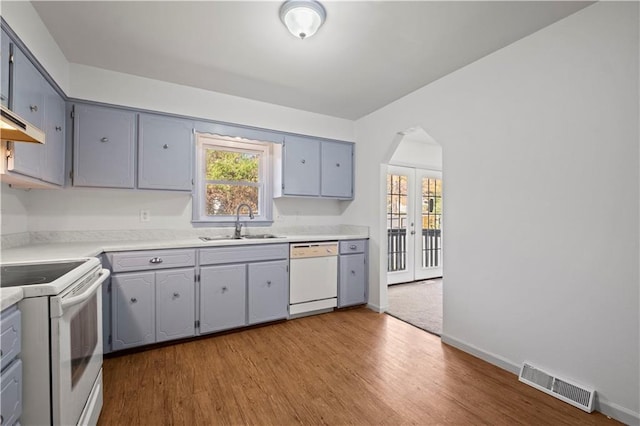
281, 135, 320, 196
41, 84, 65, 185
1, 30, 9, 107
275, 135, 354, 200
321, 141, 353, 198
73, 103, 136, 188
155, 268, 195, 342
247, 260, 288, 324
11, 48, 46, 179
138, 114, 193, 191
200, 264, 247, 334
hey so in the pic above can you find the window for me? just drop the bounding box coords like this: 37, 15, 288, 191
193, 134, 272, 224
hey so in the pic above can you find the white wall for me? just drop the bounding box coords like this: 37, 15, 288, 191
351, 2, 639, 422
1, 3, 355, 235
0, 183, 29, 235
390, 138, 442, 170
0, 1, 70, 92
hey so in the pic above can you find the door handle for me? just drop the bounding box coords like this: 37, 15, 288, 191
410, 231, 416, 235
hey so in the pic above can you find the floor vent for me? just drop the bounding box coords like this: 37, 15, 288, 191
519, 363, 595, 413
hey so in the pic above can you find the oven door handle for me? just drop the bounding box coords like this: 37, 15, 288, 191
60, 269, 110, 310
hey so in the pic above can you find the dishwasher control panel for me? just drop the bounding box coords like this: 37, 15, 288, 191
290, 242, 338, 258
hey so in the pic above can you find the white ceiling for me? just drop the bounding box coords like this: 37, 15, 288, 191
31, 1, 592, 120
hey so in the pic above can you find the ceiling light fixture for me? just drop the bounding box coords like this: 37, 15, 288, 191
279, 0, 326, 40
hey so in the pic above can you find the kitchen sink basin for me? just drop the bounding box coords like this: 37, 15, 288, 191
199, 236, 238, 242
199, 234, 281, 242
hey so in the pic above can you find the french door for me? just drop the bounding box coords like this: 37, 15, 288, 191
386, 166, 442, 284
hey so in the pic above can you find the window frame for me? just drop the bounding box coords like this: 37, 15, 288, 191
192, 133, 273, 226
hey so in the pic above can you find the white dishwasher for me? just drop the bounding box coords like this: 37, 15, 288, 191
289, 242, 338, 316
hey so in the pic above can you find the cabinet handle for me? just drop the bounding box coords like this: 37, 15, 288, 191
0, 94, 6, 101
29, 104, 38, 112
1, 414, 4, 424
351, 270, 356, 275
301, 159, 305, 164
100, 137, 109, 143
55, 126, 62, 131
349, 244, 357, 250
149, 257, 163, 264
336, 163, 340, 167
222, 286, 228, 292
130, 297, 137, 303
0, 349, 3, 357
267, 280, 272, 287
173, 292, 180, 298
163, 144, 169, 149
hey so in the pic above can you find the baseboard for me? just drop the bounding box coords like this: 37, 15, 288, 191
595, 398, 640, 426
366, 303, 385, 313
440, 334, 520, 375
440, 334, 640, 425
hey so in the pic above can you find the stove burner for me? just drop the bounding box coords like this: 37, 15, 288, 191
0, 261, 87, 288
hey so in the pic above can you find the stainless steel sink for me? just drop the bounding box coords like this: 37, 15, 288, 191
199, 234, 280, 242
199, 236, 238, 242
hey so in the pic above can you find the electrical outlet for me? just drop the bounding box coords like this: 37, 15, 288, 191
140, 209, 150, 222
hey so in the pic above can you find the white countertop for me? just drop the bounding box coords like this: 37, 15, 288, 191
0, 234, 368, 263
0, 288, 23, 311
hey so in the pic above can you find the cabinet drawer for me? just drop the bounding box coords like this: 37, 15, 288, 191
0, 309, 21, 371
339, 240, 366, 254
0, 359, 22, 426
110, 249, 196, 272
200, 244, 288, 265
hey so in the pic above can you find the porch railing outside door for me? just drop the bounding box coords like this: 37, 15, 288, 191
387, 229, 442, 272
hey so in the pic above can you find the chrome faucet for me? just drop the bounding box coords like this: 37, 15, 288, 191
234, 203, 254, 238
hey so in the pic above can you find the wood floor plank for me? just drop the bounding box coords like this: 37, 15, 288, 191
99, 308, 620, 425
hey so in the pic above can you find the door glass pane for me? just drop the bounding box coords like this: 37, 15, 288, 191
387, 174, 408, 272
421, 178, 442, 269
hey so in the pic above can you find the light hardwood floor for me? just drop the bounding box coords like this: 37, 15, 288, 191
99, 308, 619, 425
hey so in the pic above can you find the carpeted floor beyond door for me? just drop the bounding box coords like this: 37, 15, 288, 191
387, 278, 442, 335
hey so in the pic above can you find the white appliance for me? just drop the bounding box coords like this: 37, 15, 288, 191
289, 242, 338, 316
1, 258, 110, 425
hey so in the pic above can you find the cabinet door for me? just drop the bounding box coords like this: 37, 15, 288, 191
11, 48, 46, 179
0, 359, 22, 426
248, 260, 288, 324
73, 104, 135, 188
138, 114, 193, 191
338, 253, 366, 307
41, 83, 65, 185
112, 272, 155, 350
155, 268, 195, 342
200, 264, 247, 334
1, 30, 10, 107
282, 135, 320, 196
321, 141, 353, 198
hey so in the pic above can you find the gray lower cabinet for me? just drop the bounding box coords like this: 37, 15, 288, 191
199, 244, 289, 330
0, 306, 22, 426
112, 268, 196, 350
73, 103, 136, 188
200, 264, 247, 334
112, 272, 155, 351
338, 240, 368, 308
138, 113, 193, 191
248, 260, 289, 324
155, 268, 195, 342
